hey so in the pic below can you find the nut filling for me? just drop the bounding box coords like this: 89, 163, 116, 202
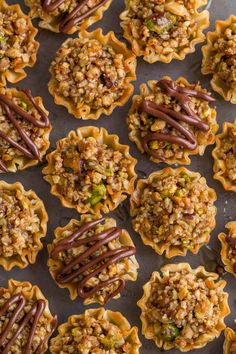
0, 0, 39, 85
48, 216, 138, 305
0, 181, 48, 270
0, 88, 50, 173
43, 127, 137, 214
127, 77, 217, 164
120, 0, 209, 63
48, 30, 136, 119
130, 168, 217, 258
219, 221, 236, 277
50, 308, 141, 354
212, 120, 236, 192
202, 16, 236, 103
138, 264, 230, 351
0, 280, 57, 354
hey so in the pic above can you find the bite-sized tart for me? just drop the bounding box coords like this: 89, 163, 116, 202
138, 263, 230, 352
202, 16, 236, 104
0, 181, 48, 270
224, 327, 236, 354
48, 29, 137, 120
130, 167, 217, 258
0, 279, 57, 354
43, 126, 137, 214
48, 215, 139, 305
212, 119, 236, 192
219, 221, 236, 277
25, 0, 112, 34
50, 308, 141, 353
127, 76, 217, 165
120, 0, 209, 64
0, 0, 39, 86
0, 87, 51, 173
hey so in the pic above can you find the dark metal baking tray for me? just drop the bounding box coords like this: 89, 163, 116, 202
3, 0, 236, 353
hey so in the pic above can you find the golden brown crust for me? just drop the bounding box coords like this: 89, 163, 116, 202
138, 263, 230, 352
212, 119, 236, 192
120, 0, 209, 63
0, 0, 39, 86
202, 16, 236, 103
47, 214, 139, 305
219, 221, 236, 277
130, 167, 217, 258
127, 76, 218, 165
25, 0, 112, 34
43, 126, 137, 214
0, 181, 48, 270
50, 308, 141, 354
0, 87, 51, 173
224, 327, 236, 354
48, 28, 136, 120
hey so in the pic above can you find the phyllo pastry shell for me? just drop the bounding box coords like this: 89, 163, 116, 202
0, 0, 39, 86
0, 87, 51, 173
43, 126, 137, 214
202, 16, 236, 103
25, 0, 112, 34
120, 0, 209, 64
130, 167, 217, 258
0, 181, 48, 270
0, 279, 57, 353
50, 308, 141, 353
224, 327, 236, 354
127, 76, 217, 165
48, 214, 139, 305
219, 221, 236, 277
138, 263, 230, 352
212, 119, 236, 192
48, 28, 136, 120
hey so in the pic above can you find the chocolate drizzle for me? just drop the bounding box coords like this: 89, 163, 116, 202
140, 79, 215, 159
0, 293, 57, 354
51, 217, 136, 303
42, 0, 109, 33
0, 89, 50, 173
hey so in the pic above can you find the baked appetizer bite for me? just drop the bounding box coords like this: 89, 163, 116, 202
212, 119, 236, 192
0, 0, 39, 86
127, 76, 217, 165
202, 16, 236, 103
48, 215, 138, 305
0, 87, 51, 173
50, 308, 141, 353
25, 0, 112, 34
138, 263, 230, 351
43, 127, 137, 214
224, 327, 236, 354
48, 29, 136, 120
0, 181, 48, 270
130, 167, 217, 258
219, 221, 236, 277
120, 0, 209, 64
0, 279, 57, 353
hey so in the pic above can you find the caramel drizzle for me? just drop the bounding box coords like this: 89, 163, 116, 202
141, 79, 215, 159
42, 0, 109, 33
0, 89, 50, 173
52, 217, 136, 304
0, 294, 57, 354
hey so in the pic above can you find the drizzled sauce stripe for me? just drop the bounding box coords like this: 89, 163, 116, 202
0, 293, 57, 353
42, 0, 109, 33
0, 89, 50, 172
52, 217, 136, 304
140, 79, 215, 158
